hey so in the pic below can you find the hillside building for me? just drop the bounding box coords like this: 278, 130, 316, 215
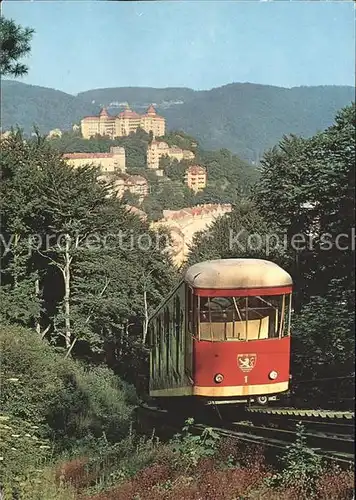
184, 165, 207, 192
151, 204, 232, 266
109, 174, 149, 203
63, 146, 126, 173
147, 140, 195, 170
81, 105, 165, 139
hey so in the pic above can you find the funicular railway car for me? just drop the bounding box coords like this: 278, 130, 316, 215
147, 259, 292, 406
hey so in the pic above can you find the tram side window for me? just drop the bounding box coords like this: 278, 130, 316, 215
198, 295, 290, 341
199, 297, 233, 341
282, 294, 292, 337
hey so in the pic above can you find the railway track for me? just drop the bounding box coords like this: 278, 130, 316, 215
135, 403, 355, 469
245, 406, 355, 420
191, 423, 354, 467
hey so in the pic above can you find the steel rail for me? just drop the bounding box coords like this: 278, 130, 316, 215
245, 406, 355, 420
135, 404, 355, 468
190, 423, 354, 468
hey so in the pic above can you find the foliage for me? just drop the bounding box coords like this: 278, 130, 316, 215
0, 413, 51, 485
161, 130, 198, 151
64, 433, 354, 500
0, 468, 76, 500
253, 104, 355, 306
0, 16, 34, 77
266, 422, 323, 497
0, 324, 138, 450
162, 158, 187, 182
0, 132, 177, 368
171, 418, 220, 468
142, 178, 195, 221
187, 199, 287, 267
292, 294, 355, 379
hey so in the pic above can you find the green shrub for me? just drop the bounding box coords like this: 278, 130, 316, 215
265, 422, 323, 497
1, 325, 137, 444
171, 418, 220, 469
1, 468, 76, 500
0, 414, 51, 486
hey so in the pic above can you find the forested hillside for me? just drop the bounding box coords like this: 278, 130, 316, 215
2, 81, 99, 133
162, 84, 354, 161
2, 80, 353, 161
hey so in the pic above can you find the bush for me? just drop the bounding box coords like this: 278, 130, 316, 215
0, 414, 51, 485
57, 432, 173, 496
265, 421, 324, 497
0, 324, 138, 489
0, 468, 76, 500
170, 418, 220, 469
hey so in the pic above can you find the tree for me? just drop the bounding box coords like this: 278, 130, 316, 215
253, 104, 355, 306
1, 131, 178, 367
186, 200, 287, 268
0, 131, 46, 329
0, 15, 34, 77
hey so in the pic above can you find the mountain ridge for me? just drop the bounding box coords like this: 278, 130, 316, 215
2, 80, 354, 161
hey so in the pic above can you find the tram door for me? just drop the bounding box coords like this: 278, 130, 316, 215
185, 286, 194, 382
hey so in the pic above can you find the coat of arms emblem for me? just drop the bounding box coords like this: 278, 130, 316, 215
237, 354, 256, 372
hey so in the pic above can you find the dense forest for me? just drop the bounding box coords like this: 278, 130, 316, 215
1, 13, 354, 500
2, 79, 354, 161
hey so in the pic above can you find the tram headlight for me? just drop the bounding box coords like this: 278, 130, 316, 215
214, 373, 224, 384
269, 370, 278, 380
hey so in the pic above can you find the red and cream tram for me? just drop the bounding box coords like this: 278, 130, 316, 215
147, 259, 292, 406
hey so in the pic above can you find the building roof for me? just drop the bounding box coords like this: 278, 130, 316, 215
162, 204, 231, 221
142, 104, 165, 120
99, 107, 109, 117
82, 116, 101, 121
63, 152, 114, 159
82, 105, 165, 122
125, 175, 148, 185
118, 109, 141, 119
187, 165, 206, 175
184, 259, 293, 290
146, 105, 156, 115
154, 141, 169, 148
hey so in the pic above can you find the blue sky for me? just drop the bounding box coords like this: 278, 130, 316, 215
3, 1, 355, 95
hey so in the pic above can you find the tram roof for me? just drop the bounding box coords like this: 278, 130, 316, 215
184, 259, 292, 290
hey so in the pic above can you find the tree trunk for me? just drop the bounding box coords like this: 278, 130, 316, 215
63, 234, 71, 349
13, 233, 20, 288
35, 277, 41, 335
143, 288, 149, 344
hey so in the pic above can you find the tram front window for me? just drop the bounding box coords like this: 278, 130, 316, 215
198, 295, 291, 341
